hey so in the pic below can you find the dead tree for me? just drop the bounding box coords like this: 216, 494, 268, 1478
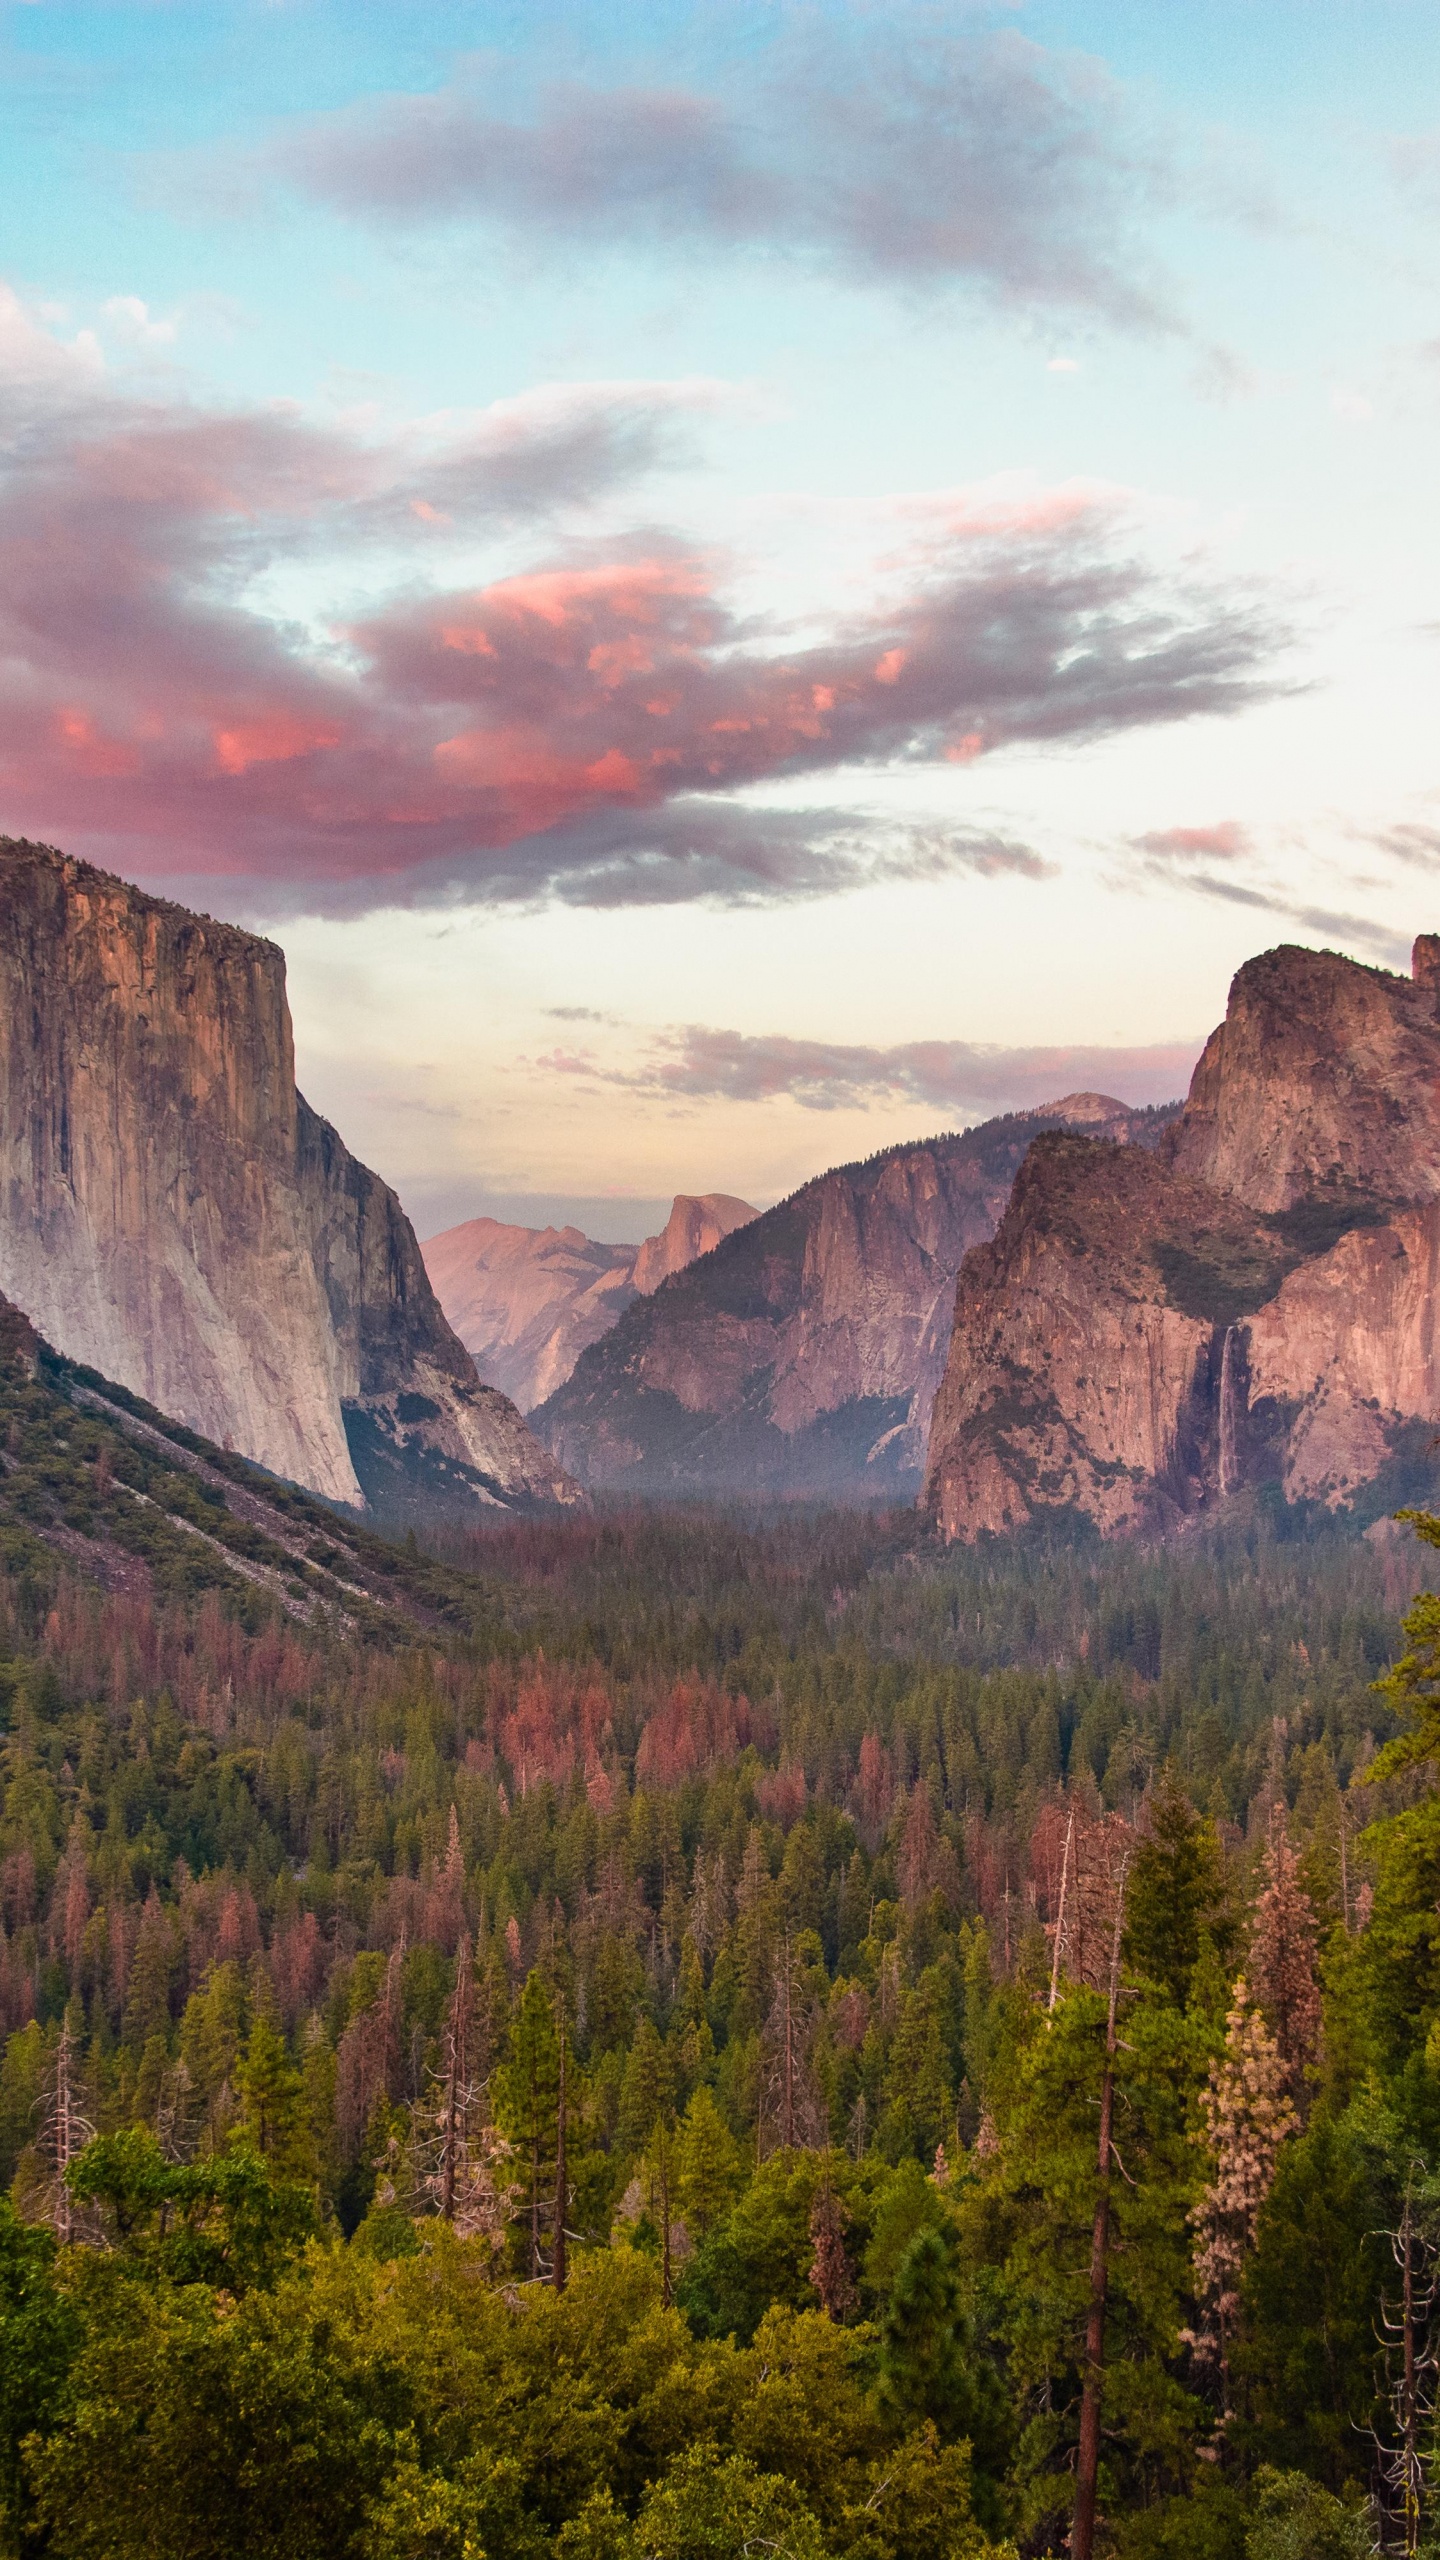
44, 2014, 93, 2245
1374, 2169, 1440, 2557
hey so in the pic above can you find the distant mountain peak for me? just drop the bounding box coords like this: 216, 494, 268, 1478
423, 1190, 757, 1412
1036, 1089, 1133, 1122
631, 1193, 757, 1296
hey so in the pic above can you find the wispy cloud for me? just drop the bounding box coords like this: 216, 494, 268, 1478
565, 1023, 1203, 1115
1117, 810, 1409, 966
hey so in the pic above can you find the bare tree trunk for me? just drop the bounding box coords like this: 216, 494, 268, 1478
1402, 2184, 1420, 2559
52, 2018, 76, 2246
530, 2112, 540, 2281
439, 1937, 470, 2223
783, 1937, 795, 2149
1072, 1859, 1130, 2560
659, 2121, 672, 2309
553, 2019, 568, 2294
1048, 1807, 1075, 2012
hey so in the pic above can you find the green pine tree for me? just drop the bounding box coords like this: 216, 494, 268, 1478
493, 1969, 561, 2278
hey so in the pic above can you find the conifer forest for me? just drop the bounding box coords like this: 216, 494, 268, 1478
2, 1335, 1439, 2559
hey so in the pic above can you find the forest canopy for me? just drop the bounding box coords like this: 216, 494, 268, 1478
0, 1400, 1436, 2558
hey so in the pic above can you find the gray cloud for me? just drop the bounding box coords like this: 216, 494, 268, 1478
1116, 814, 1409, 968
254, 24, 1172, 329
584, 1023, 1203, 1116
196, 802, 1055, 925
1390, 130, 1440, 216
1367, 821, 1440, 866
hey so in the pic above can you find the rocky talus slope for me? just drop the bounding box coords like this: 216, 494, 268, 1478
923, 938, 1440, 1541
533, 1098, 1173, 1497
0, 839, 575, 1519
423, 1193, 755, 1412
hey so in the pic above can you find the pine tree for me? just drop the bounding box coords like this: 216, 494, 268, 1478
674, 2085, 742, 2235
1190, 1975, 1298, 2401
1123, 1774, 1232, 2008
122, 1891, 174, 2052
876, 2222, 998, 2468
235, 2010, 310, 2176
300, 2015, 339, 2195
493, 1968, 561, 2279
179, 1960, 248, 2138
1250, 1814, 1321, 2107
759, 1935, 821, 2154
617, 2016, 675, 2156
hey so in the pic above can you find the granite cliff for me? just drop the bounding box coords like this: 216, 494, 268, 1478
532, 1097, 1173, 1497
423, 1194, 755, 1414
924, 937, 1440, 1541
630, 1194, 757, 1296
0, 839, 575, 1518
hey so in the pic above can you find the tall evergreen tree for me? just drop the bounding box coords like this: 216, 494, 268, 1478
1123, 1776, 1232, 2008
494, 1969, 561, 2279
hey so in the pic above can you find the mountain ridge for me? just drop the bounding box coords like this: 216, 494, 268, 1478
533, 1095, 1178, 1498
0, 838, 576, 1523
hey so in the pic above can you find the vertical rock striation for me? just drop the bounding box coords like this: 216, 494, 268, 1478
924, 937, 1440, 1540
0, 839, 575, 1515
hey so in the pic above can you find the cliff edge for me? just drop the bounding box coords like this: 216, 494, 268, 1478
0, 840, 576, 1518
924, 937, 1440, 1540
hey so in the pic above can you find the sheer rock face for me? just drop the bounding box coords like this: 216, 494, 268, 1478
423, 1194, 756, 1414
925, 937, 1440, 1540
532, 1097, 1173, 1497
0, 840, 575, 1515
1164, 942, 1440, 1212
630, 1194, 756, 1296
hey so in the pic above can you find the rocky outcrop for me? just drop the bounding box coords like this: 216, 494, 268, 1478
533, 1097, 1175, 1497
1164, 942, 1440, 1213
630, 1194, 756, 1296
423, 1194, 756, 1414
0, 839, 575, 1517
925, 938, 1440, 1540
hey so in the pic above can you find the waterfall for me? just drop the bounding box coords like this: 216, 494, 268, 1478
1218, 1323, 1244, 1496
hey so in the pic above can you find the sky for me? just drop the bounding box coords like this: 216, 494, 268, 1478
3, 2, 1440, 1241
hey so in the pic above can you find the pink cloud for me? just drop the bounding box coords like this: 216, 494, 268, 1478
1133, 819, 1248, 861
0, 347, 1286, 908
